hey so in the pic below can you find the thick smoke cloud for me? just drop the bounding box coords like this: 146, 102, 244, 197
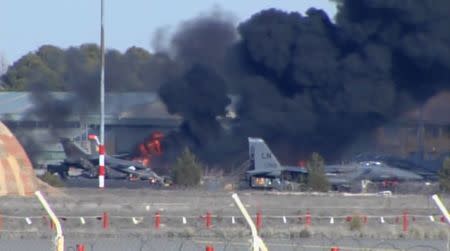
159, 0, 450, 164
155, 10, 237, 162
160, 65, 230, 145
25, 45, 100, 136
170, 10, 237, 68
335, 0, 450, 97
232, 8, 397, 160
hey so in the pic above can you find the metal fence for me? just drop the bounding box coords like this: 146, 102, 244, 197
1, 211, 450, 251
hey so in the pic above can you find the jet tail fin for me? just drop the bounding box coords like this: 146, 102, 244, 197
248, 138, 281, 170
60, 138, 92, 159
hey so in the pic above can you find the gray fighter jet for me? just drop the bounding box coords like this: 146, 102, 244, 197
51, 138, 165, 184
246, 138, 307, 188
246, 137, 424, 190
325, 161, 424, 190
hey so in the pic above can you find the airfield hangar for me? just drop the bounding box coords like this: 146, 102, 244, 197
0, 92, 183, 166
0, 92, 238, 166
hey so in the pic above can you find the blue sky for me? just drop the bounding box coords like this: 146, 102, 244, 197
0, 0, 336, 65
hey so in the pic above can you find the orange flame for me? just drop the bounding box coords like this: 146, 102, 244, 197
133, 132, 164, 168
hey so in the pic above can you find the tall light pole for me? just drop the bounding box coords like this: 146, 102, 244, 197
98, 0, 106, 188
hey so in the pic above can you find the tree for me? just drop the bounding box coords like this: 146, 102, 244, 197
2, 44, 157, 92
171, 147, 203, 187
2, 52, 62, 91
439, 157, 450, 192
36, 45, 66, 76
306, 152, 329, 192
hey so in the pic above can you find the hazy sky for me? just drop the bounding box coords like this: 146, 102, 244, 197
0, 0, 336, 65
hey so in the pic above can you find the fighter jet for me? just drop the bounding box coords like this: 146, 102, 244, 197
52, 138, 165, 184
246, 137, 424, 190
325, 161, 424, 191
246, 138, 307, 188
352, 152, 444, 181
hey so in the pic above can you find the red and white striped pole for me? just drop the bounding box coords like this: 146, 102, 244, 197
98, 0, 106, 189
99, 144, 105, 188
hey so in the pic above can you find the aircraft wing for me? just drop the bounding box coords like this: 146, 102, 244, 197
281, 166, 308, 173
111, 153, 131, 159
246, 166, 306, 177
340, 161, 423, 182
104, 156, 146, 170
325, 163, 359, 174
362, 167, 423, 181
246, 169, 281, 177
118, 167, 164, 183
104, 156, 166, 182
326, 175, 352, 186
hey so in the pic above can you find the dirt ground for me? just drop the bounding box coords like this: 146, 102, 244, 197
1, 187, 449, 241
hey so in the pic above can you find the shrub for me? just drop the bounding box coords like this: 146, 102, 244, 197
289, 228, 312, 239
39, 172, 64, 187
349, 216, 363, 231
299, 228, 312, 238
306, 152, 329, 192
171, 147, 202, 187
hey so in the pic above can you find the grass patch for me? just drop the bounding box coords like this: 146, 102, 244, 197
39, 172, 64, 187
349, 216, 363, 231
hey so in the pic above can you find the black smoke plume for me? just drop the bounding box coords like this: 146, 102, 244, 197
155, 10, 237, 163
158, 0, 450, 165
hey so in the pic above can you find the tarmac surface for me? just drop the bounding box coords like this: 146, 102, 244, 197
63, 177, 164, 189
1, 180, 450, 250
1, 237, 447, 251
